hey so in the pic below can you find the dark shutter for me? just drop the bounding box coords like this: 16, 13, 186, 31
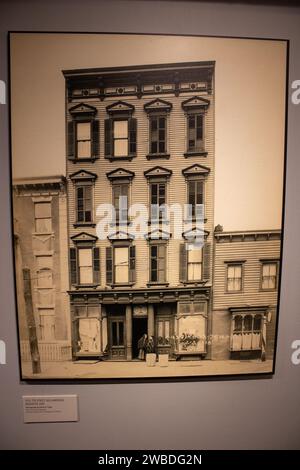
69, 247, 77, 285
105, 119, 112, 157
93, 247, 100, 284
129, 245, 136, 283
92, 119, 100, 158
129, 118, 137, 155
67, 121, 75, 159
106, 246, 113, 284
203, 242, 211, 280
179, 243, 187, 282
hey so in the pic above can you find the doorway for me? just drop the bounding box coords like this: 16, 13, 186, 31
132, 317, 148, 358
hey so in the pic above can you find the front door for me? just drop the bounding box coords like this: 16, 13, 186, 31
109, 317, 126, 359
132, 317, 148, 359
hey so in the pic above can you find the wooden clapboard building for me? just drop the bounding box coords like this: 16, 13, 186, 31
212, 228, 281, 361
64, 62, 215, 361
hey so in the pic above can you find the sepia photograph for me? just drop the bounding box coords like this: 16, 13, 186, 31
10, 32, 287, 380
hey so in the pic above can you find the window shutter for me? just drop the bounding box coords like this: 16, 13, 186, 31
105, 119, 112, 156
93, 247, 100, 284
92, 119, 100, 158
179, 243, 187, 282
203, 242, 211, 280
106, 246, 113, 284
129, 245, 136, 283
67, 121, 75, 159
129, 118, 137, 156
69, 247, 77, 285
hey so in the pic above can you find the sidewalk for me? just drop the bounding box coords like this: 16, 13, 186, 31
21, 358, 273, 379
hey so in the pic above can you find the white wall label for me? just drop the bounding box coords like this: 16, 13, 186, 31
23, 395, 78, 423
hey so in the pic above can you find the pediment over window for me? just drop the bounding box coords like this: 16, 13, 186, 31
144, 166, 172, 179
69, 102, 97, 116
182, 164, 210, 177
183, 227, 209, 240
182, 96, 210, 111
106, 168, 135, 180
71, 232, 98, 243
145, 228, 171, 240
70, 170, 97, 181
108, 230, 135, 241
106, 100, 135, 115
144, 98, 172, 113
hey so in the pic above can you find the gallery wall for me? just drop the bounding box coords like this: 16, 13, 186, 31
0, 0, 300, 449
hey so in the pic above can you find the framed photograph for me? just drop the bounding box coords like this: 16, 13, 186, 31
10, 32, 287, 380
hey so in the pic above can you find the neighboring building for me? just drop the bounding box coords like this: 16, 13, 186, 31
13, 176, 72, 362
64, 62, 215, 360
212, 229, 281, 360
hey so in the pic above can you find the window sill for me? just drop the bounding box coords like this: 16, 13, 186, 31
146, 153, 170, 160
105, 156, 135, 162
110, 283, 135, 288
180, 280, 207, 286
147, 282, 169, 287
32, 231, 54, 236
184, 151, 208, 158
73, 284, 99, 289
109, 221, 131, 227
183, 218, 207, 224
69, 157, 99, 163
73, 222, 96, 228
147, 220, 170, 226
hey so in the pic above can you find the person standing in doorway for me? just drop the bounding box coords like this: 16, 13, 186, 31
137, 333, 147, 360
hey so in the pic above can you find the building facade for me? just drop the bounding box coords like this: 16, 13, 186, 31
13, 177, 72, 362
212, 228, 281, 361
64, 62, 215, 360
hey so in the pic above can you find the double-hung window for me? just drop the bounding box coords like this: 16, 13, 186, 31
188, 179, 204, 219
144, 99, 172, 159
150, 244, 166, 283
261, 261, 278, 290
68, 103, 99, 161
226, 263, 243, 292
105, 101, 137, 160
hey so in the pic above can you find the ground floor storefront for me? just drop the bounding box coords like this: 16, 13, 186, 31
69, 287, 211, 361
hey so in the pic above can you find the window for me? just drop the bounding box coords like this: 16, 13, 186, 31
150, 116, 166, 154
112, 320, 124, 346
112, 183, 128, 222
114, 247, 129, 283
113, 120, 128, 156
78, 248, 93, 284
180, 241, 210, 283
227, 264, 243, 292
104, 102, 137, 159
188, 180, 203, 219
178, 301, 206, 315
68, 103, 99, 161
157, 319, 170, 345
187, 114, 204, 152
76, 122, 91, 158
150, 244, 166, 282
39, 310, 55, 341
37, 268, 53, 288
106, 245, 135, 285
231, 313, 263, 351
76, 185, 92, 223
34, 202, 52, 233
261, 262, 278, 290
187, 246, 202, 281
150, 182, 166, 220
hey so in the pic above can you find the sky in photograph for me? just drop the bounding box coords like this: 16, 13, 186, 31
10, 33, 287, 231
